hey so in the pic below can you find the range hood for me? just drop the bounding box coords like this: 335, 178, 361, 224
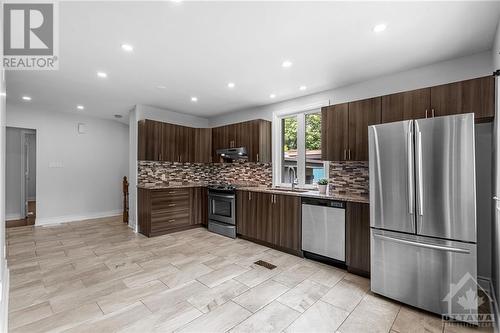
216, 147, 248, 160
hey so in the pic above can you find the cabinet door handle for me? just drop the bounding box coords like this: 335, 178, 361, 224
256, 153, 259, 162
348, 149, 351, 160
248, 192, 252, 200
168, 191, 176, 194
425, 109, 428, 118
431, 109, 435, 117
168, 219, 175, 223
168, 204, 176, 207
159, 153, 162, 161
344, 149, 347, 160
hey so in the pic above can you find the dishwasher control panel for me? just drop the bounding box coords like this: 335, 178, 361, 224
301, 197, 345, 209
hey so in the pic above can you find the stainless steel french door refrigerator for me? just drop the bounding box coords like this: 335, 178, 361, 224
369, 113, 477, 322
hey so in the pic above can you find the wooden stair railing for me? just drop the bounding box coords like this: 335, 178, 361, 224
123, 176, 129, 223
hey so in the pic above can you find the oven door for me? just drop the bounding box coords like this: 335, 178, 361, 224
208, 192, 235, 225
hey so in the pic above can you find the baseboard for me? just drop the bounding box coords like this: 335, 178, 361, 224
5, 213, 22, 221
35, 210, 122, 226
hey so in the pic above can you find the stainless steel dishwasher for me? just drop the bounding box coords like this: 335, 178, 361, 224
301, 197, 346, 263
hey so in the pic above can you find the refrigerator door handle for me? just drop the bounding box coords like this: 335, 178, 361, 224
416, 125, 424, 217
407, 124, 414, 215
372, 233, 470, 254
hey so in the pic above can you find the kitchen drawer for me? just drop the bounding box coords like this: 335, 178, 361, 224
151, 188, 190, 199
151, 197, 189, 213
151, 209, 190, 231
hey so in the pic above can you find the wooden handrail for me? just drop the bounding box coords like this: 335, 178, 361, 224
123, 176, 129, 223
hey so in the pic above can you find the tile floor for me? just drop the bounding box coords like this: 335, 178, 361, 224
5, 216, 494, 333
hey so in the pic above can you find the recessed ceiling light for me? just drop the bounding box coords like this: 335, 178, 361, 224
121, 44, 134, 52
22, 96, 31, 101
373, 23, 387, 33
114, 114, 123, 119
77, 105, 85, 110
97, 71, 107, 78
282, 60, 293, 68
269, 93, 276, 99
299, 85, 307, 91
191, 96, 198, 102
156, 85, 166, 89
227, 82, 235, 89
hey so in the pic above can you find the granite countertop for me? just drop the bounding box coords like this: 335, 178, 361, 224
137, 183, 369, 204
236, 186, 370, 204
137, 183, 207, 190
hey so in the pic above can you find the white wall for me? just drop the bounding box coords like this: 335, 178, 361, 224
493, 21, 500, 71
0, 68, 8, 333
209, 51, 493, 126
5, 127, 35, 220
5, 128, 22, 220
128, 106, 139, 231
27, 133, 36, 200
137, 104, 209, 128
6, 104, 129, 225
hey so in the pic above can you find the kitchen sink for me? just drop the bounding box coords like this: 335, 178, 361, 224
270, 187, 310, 193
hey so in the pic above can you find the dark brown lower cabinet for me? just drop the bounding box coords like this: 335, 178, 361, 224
191, 187, 208, 226
236, 190, 301, 256
346, 202, 370, 277
138, 187, 207, 237
274, 194, 301, 253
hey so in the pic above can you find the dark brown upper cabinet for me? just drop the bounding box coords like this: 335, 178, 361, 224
321, 98, 381, 161
348, 97, 381, 161
138, 119, 164, 161
321, 103, 349, 161
430, 76, 494, 121
194, 128, 212, 163
212, 119, 271, 163
381, 88, 431, 123
175, 125, 195, 163
138, 120, 203, 163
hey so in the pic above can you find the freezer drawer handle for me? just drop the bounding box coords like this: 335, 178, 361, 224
373, 233, 470, 254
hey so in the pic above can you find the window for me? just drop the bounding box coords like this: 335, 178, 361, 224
305, 113, 324, 184
282, 116, 298, 184
277, 110, 327, 187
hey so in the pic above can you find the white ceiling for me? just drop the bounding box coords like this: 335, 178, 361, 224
6, 1, 500, 121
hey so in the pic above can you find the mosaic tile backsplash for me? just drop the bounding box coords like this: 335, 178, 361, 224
138, 160, 369, 195
329, 161, 369, 196
138, 161, 273, 187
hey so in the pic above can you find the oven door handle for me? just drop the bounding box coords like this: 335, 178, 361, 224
209, 193, 235, 199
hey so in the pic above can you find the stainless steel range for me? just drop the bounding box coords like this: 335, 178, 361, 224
207, 184, 236, 238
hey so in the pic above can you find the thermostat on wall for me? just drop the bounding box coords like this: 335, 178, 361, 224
78, 123, 86, 134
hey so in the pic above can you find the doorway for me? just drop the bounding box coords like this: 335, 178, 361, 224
6, 127, 36, 228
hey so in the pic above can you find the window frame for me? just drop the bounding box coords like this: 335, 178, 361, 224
273, 105, 329, 189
